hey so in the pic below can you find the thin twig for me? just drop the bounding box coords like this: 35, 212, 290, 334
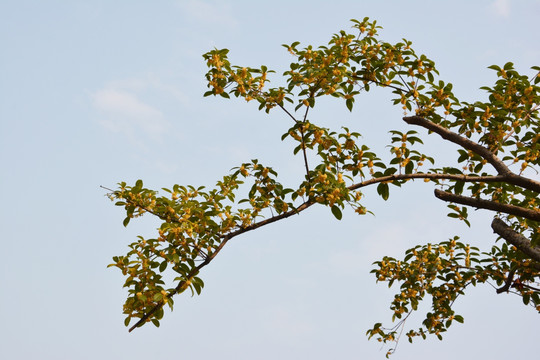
298, 97, 312, 181
277, 103, 298, 123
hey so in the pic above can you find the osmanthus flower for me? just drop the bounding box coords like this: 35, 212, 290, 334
106, 17, 540, 356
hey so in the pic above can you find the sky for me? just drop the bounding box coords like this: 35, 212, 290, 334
1, 0, 539, 359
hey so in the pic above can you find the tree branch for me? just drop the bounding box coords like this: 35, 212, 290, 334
491, 217, 540, 263
434, 189, 540, 222
223, 172, 515, 241
300, 99, 312, 181
496, 267, 517, 294
128, 200, 315, 332
277, 103, 298, 123
351, 75, 407, 93
349, 173, 506, 191
403, 116, 540, 194
125, 170, 536, 332
129, 227, 237, 332
403, 115, 510, 174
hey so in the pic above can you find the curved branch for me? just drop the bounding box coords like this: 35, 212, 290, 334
403, 116, 540, 194
128, 200, 315, 332
434, 189, 540, 221
496, 267, 517, 294
491, 217, 540, 263
403, 115, 510, 174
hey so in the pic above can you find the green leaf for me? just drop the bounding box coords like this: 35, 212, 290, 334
123, 217, 131, 227
346, 98, 354, 112
405, 161, 414, 174
473, 162, 483, 173
384, 167, 397, 176
377, 183, 390, 201
159, 261, 167, 272
503, 62, 514, 70
193, 282, 202, 295
454, 181, 464, 195
457, 150, 468, 163
331, 205, 343, 220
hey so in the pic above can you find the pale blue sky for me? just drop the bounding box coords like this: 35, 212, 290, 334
1, 1, 539, 359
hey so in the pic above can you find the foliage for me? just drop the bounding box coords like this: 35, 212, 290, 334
106, 18, 540, 355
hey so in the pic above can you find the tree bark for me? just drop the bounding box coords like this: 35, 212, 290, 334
491, 217, 540, 263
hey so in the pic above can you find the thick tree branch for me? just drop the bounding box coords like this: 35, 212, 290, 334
491, 217, 540, 263
434, 189, 540, 221
403, 115, 510, 173
403, 116, 540, 194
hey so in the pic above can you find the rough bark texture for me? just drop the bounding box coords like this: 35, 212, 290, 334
491, 217, 540, 263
